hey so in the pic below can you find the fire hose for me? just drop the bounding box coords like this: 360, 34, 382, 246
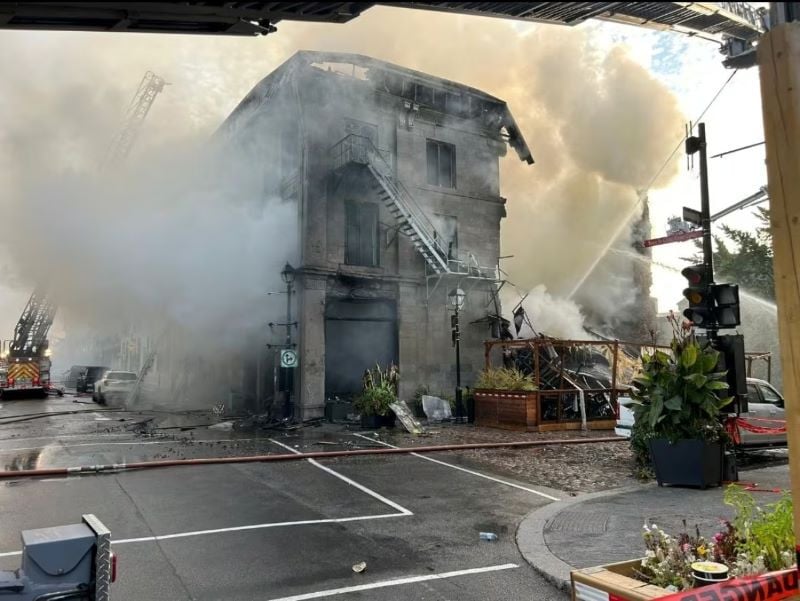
0, 436, 625, 479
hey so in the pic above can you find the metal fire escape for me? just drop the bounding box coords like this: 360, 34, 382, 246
331, 133, 501, 299
9, 287, 56, 357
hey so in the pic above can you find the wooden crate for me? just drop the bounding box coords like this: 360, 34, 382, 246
571, 559, 671, 600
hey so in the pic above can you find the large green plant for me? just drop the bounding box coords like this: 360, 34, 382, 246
628, 319, 733, 462
353, 364, 398, 417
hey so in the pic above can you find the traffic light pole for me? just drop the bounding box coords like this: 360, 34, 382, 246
687, 122, 717, 339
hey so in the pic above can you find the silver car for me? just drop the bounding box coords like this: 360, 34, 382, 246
737, 377, 786, 448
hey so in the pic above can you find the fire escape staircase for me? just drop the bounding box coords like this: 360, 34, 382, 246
331, 134, 499, 290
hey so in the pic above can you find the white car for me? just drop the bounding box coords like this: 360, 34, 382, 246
93, 371, 137, 404
615, 378, 787, 448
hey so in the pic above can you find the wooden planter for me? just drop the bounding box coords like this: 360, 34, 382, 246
571, 559, 671, 600
474, 389, 537, 431
474, 389, 618, 432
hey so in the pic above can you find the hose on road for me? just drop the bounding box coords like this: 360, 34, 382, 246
0, 436, 624, 479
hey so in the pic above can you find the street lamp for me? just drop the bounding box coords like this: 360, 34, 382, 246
281, 262, 295, 420
448, 288, 466, 422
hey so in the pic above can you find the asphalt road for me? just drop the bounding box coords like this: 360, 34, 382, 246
0, 395, 569, 600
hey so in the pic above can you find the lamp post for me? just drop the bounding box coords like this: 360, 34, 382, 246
281, 262, 295, 419
448, 288, 465, 422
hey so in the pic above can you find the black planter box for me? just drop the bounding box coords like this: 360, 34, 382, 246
649, 439, 723, 489
360, 414, 395, 429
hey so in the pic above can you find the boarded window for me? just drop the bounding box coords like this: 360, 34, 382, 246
426, 139, 455, 188
345, 201, 379, 267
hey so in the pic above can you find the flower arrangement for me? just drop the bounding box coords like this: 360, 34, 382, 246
635, 486, 794, 592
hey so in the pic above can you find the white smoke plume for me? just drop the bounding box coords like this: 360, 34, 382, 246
0, 8, 685, 401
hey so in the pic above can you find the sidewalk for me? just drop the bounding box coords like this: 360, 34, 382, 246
516, 463, 790, 591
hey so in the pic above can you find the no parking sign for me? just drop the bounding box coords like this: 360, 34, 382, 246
280, 349, 298, 368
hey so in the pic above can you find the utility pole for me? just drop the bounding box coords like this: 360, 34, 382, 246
758, 14, 800, 567
685, 122, 717, 339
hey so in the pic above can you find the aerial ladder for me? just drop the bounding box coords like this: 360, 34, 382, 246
0, 71, 167, 399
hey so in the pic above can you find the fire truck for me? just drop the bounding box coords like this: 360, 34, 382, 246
0, 289, 55, 399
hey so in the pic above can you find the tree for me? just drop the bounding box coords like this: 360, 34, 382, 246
691, 207, 774, 301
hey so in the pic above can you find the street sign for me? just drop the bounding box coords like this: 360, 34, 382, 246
280, 349, 298, 368
643, 230, 703, 248
682, 206, 703, 226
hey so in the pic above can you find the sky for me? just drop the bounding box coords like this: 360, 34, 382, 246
0, 5, 769, 344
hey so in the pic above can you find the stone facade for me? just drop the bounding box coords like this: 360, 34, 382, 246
219, 51, 532, 418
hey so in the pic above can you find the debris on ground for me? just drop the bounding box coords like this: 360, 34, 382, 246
379, 425, 636, 494
390, 401, 424, 434
421, 395, 451, 422
209, 421, 234, 431
352, 562, 367, 573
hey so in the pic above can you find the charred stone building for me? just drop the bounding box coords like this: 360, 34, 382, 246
219, 51, 532, 419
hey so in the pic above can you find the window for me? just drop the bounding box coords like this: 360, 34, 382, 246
433, 215, 458, 260
345, 201, 379, 267
747, 383, 761, 403
760, 384, 783, 406
426, 140, 455, 188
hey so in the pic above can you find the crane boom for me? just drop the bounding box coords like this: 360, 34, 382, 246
6, 71, 167, 376
103, 71, 168, 168
10, 287, 56, 356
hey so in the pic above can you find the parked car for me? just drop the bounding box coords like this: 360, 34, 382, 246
615, 378, 787, 448
76, 366, 110, 394
93, 371, 138, 404
737, 377, 786, 448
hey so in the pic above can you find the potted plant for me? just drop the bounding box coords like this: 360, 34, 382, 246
353, 364, 398, 429
473, 367, 537, 430
571, 485, 795, 598
628, 316, 733, 488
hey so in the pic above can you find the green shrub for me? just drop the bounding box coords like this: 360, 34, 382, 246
353, 364, 398, 417
627, 318, 732, 467
475, 367, 536, 391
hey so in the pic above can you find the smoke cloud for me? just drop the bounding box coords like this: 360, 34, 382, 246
0, 7, 684, 399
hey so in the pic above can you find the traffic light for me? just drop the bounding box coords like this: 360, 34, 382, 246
681, 264, 714, 326
713, 334, 748, 413
712, 283, 741, 328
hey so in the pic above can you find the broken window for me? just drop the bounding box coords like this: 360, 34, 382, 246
426, 139, 456, 188
432, 214, 458, 260
345, 201, 379, 267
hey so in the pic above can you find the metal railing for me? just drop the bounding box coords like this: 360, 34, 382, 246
330, 134, 450, 271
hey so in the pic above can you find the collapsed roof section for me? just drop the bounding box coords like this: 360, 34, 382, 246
220, 50, 533, 164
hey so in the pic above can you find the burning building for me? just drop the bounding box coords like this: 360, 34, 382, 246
218, 51, 533, 419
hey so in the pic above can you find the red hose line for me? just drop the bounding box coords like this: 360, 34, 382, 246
0, 436, 624, 479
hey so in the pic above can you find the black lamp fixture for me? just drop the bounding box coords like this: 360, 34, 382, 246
281, 262, 296, 285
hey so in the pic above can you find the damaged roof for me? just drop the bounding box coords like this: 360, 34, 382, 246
224, 50, 533, 164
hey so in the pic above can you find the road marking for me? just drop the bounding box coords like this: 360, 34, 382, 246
0, 513, 411, 558
268, 439, 413, 516
352, 433, 560, 501
264, 563, 520, 601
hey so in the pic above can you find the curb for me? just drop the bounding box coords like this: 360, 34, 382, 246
515, 484, 651, 591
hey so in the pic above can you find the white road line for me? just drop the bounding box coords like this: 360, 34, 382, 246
352, 433, 560, 501
264, 563, 520, 601
0, 512, 409, 558
268, 439, 413, 516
